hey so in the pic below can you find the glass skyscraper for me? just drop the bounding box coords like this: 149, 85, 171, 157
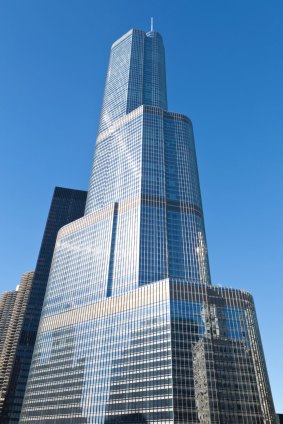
20, 28, 276, 423
0, 187, 87, 423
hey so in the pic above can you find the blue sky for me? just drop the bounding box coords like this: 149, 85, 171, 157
0, 0, 282, 411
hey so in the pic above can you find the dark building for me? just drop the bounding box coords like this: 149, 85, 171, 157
278, 414, 283, 423
0, 187, 87, 423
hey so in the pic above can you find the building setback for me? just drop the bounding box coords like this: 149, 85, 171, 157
19, 28, 277, 423
0, 187, 87, 423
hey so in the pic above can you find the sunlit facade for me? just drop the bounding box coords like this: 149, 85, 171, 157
19, 28, 276, 423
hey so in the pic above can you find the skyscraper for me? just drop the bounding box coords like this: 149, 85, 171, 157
20, 28, 276, 423
0, 291, 18, 357
0, 272, 34, 420
0, 187, 87, 423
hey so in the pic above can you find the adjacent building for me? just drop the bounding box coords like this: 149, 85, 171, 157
0, 291, 18, 357
0, 272, 34, 420
19, 28, 277, 423
0, 187, 87, 423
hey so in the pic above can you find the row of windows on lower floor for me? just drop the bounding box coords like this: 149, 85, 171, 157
20, 410, 174, 423
19, 408, 266, 423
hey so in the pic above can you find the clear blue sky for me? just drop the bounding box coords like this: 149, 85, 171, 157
0, 0, 282, 411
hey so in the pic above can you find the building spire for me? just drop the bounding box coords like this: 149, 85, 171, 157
151, 17, 154, 32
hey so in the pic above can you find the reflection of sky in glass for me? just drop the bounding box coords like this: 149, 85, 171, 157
223, 306, 250, 344
67, 301, 172, 421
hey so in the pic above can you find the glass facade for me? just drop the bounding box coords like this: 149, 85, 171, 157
19, 29, 276, 423
0, 187, 87, 423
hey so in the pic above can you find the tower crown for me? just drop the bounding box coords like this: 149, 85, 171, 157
99, 29, 167, 134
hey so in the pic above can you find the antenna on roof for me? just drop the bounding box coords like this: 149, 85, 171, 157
151, 17, 154, 32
